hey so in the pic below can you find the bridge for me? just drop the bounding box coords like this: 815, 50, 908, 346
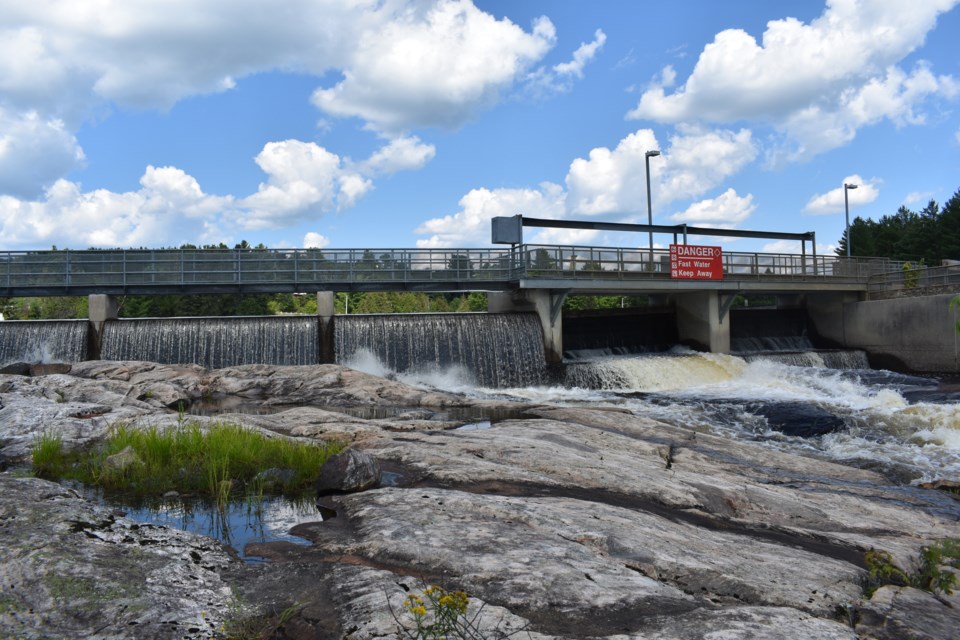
3, 214, 959, 369
0, 244, 903, 298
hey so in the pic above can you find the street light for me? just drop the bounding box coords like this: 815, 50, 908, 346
645, 149, 660, 269
844, 182, 858, 257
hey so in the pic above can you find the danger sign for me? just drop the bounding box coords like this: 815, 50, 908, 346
669, 244, 723, 280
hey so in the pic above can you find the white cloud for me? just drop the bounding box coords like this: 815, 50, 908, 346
360, 136, 436, 175
628, 0, 960, 160
564, 127, 756, 216
904, 190, 936, 206
415, 182, 565, 248
525, 28, 606, 97
0, 109, 84, 198
416, 126, 759, 246
0, 0, 555, 200
240, 140, 345, 228
312, 1, 556, 132
303, 231, 330, 249
670, 189, 756, 225
761, 239, 835, 255
553, 29, 606, 79
804, 174, 880, 214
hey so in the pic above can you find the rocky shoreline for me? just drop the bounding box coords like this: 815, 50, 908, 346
1, 361, 959, 639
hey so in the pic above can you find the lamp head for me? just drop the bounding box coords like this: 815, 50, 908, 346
844, 183, 858, 190
645, 150, 661, 158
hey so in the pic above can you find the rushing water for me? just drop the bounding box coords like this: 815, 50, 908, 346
101, 316, 319, 368
335, 312, 547, 388
391, 349, 960, 488
0, 320, 88, 365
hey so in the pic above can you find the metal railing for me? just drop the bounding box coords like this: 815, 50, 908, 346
0, 245, 905, 296
867, 264, 960, 298
517, 245, 900, 282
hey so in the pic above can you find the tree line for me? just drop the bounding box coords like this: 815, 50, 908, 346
838, 188, 960, 264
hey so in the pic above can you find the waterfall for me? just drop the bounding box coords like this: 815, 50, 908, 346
0, 320, 88, 364
742, 350, 870, 369
100, 316, 318, 368
335, 313, 546, 388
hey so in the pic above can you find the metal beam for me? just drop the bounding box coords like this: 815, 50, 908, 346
519, 216, 815, 242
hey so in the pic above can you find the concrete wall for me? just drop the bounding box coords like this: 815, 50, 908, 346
808, 292, 960, 372
489, 290, 564, 363
674, 291, 730, 354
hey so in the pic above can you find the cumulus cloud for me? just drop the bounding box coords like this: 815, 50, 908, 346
360, 136, 436, 175
803, 174, 880, 214
565, 127, 756, 216
670, 189, 756, 226
0, 0, 555, 202
312, 1, 556, 132
415, 182, 565, 248
303, 231, 330, 248
628, 0, 959, 160
416, 127, 760, 247
0, 109, 85, 198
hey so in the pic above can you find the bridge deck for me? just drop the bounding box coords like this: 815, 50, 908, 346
0, 245, 907, 297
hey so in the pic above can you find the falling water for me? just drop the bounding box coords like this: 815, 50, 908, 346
335, 312, 546, 388
0, 320, 88, 364
100, 316, 319, 368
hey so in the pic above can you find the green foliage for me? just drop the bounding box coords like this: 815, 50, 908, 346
32, 422, 344, 500
31, 433, 68, 478
563, 295, 647, 311
901, 261, 922, 288
837, 188, 960, 261
393, 585, 528, 640
952, 295, 960, 335
221, 597, 304, 640
863, 540, 960, 598
2, 296, 88, 320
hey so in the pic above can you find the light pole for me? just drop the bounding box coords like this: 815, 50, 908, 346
844, 182, 858, 257
645, 149, 660, 269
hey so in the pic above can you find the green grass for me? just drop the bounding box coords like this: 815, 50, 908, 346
32, 422, 344, 501
864, 539, 960, 597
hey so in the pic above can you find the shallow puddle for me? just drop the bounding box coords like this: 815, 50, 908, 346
83, 488, 326, 562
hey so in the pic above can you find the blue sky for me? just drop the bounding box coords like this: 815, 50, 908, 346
1, 0, 958, 255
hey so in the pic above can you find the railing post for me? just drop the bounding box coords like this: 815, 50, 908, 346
65, 249, 71, 288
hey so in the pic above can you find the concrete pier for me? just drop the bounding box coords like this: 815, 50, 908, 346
317, 291, 336, 364
674, 291, 730, 354
489, 290, 566, 363
87, 294, 119, 360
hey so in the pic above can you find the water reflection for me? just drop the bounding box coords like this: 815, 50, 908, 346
98, 492, 323, 562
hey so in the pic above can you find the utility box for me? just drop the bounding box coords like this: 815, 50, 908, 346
492, 215, 523, 245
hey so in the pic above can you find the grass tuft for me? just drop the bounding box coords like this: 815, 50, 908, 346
32, 421, 343, 501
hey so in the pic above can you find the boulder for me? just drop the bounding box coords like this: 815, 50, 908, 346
0, 475, 236, 640
855, 586, 960, 640
315, 448, 382, 496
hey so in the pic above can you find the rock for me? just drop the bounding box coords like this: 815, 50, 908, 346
3, 362, 959, 639
315, 448, 382, 496
855, 586, 960, 640
29, 363, 72, 376
0, 362, 31, 375
747, 401, 846, 437
103, 445, 143, 473
0, 475, 236, 640
254, 467, 295, 491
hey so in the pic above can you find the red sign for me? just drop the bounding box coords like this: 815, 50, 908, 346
669, 244, 723, 280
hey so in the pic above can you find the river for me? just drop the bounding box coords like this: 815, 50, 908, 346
348, 348, 960, 489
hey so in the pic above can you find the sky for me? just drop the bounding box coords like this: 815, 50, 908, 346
1, 0, 959, 256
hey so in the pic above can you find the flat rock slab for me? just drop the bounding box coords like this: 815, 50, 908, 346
2, 362, 959, 639
0, 475, 236, 640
